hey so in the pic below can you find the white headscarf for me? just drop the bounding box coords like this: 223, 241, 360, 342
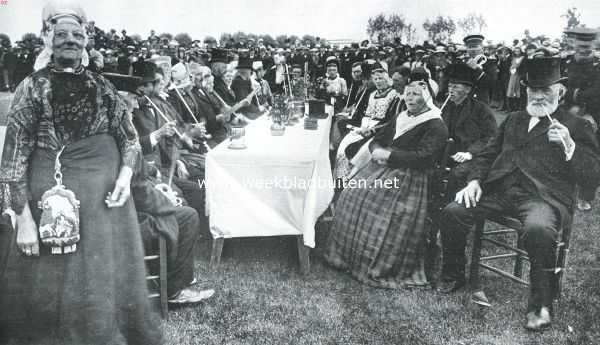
393, 82, 441, 140
34, 14, 89, 71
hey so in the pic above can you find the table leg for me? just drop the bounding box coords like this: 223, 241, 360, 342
297, 236, 310, 275
210, 237, 224, 270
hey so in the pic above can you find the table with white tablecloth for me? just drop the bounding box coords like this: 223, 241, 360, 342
205, 109, 334, 272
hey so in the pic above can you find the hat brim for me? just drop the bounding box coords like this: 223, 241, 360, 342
448, 78, 474, 87
521, 76, 568, 88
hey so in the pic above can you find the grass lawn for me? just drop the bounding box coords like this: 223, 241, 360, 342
163, 109, 599, 345
165, 203, 600, 345
1, 92, 598, 344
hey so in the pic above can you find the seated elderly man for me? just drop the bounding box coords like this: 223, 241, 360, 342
105, 73, 215, 305
189, 63, 230, 147
231, 56, 262, 119
439, 54, 600, 331
441, 63, 497, 197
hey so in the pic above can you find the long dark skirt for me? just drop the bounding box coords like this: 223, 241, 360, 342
324, 161, 429, 289
0, 134, 163, 345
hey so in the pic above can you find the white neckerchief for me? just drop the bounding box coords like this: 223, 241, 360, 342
393, 107, 441, 140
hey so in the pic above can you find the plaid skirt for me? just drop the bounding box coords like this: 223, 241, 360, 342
324, 161, 429, 289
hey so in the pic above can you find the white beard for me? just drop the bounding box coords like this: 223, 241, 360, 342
526, 98, 559, 118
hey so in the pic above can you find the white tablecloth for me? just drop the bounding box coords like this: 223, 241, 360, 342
205, 109, 334, 248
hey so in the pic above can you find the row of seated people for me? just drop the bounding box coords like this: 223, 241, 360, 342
115, 56, 275, 305
324, 53, 600, 331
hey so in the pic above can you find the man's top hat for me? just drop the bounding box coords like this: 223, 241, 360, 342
446, 63, 476, 86
523, 53, 567, 88
133, 61, 160, 84
102, 73, 142, 94
211, 48, 229, 64
463, 34, 485, 46
236, 56, 253, 70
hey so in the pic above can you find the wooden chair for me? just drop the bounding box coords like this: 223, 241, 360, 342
424, 138, 455, 278
469, 213, 572, 302
144, 236, 168, 319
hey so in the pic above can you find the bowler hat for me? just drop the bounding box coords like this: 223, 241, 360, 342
446, 63, 476, 86
522, 55, 567, 88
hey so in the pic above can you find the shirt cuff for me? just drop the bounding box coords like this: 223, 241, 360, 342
149, 132, 158, 147
564, 139, 576, 161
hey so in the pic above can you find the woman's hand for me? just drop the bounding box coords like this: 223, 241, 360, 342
16, 203, 39, 256
372, 148, 391, 165
106, 166, 133, 208
355, 127, 375, 137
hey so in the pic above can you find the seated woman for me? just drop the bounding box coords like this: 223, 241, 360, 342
324, 82, 448, 289
334, 64, 400, 181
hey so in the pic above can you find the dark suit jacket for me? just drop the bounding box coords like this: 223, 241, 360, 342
168, 87, 200, 124
190, 87, 229, 146
213, 76, 235, 106
347, 83, 377, 127
468, 107, 600, 224
369, 116, 449, 171
472, 60, 497, 104
132, 98, 175, 173
441, 97, 497, 155
231, 75, 261, 119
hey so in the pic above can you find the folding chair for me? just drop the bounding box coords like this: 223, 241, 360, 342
144, 236, 168, 319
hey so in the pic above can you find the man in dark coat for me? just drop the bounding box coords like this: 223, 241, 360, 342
441, 63, 498, 196
439, 55, 600, 331
130, 62, 208, 230
189, 63, 230, 147
563, 27, 600, 210
230, 56, 261, 119
331, 61, 374, 150
463, 34, 496, 104
211, 48, 235, 106
104, 72, 215, 305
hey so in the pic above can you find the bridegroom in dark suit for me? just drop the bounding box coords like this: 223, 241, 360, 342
439, 52, 600, 331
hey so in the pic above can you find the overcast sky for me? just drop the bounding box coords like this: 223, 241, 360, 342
1, 0, 599, 44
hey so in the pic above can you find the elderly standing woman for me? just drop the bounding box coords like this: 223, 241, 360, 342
325, 82, 448, 289
334, 63, 399, 181
0, 2, 163, 344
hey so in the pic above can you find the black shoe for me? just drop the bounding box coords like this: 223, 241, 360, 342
437, 279, 466, 294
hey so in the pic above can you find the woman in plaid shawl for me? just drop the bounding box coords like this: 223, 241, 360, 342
324, 82, 448, 289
